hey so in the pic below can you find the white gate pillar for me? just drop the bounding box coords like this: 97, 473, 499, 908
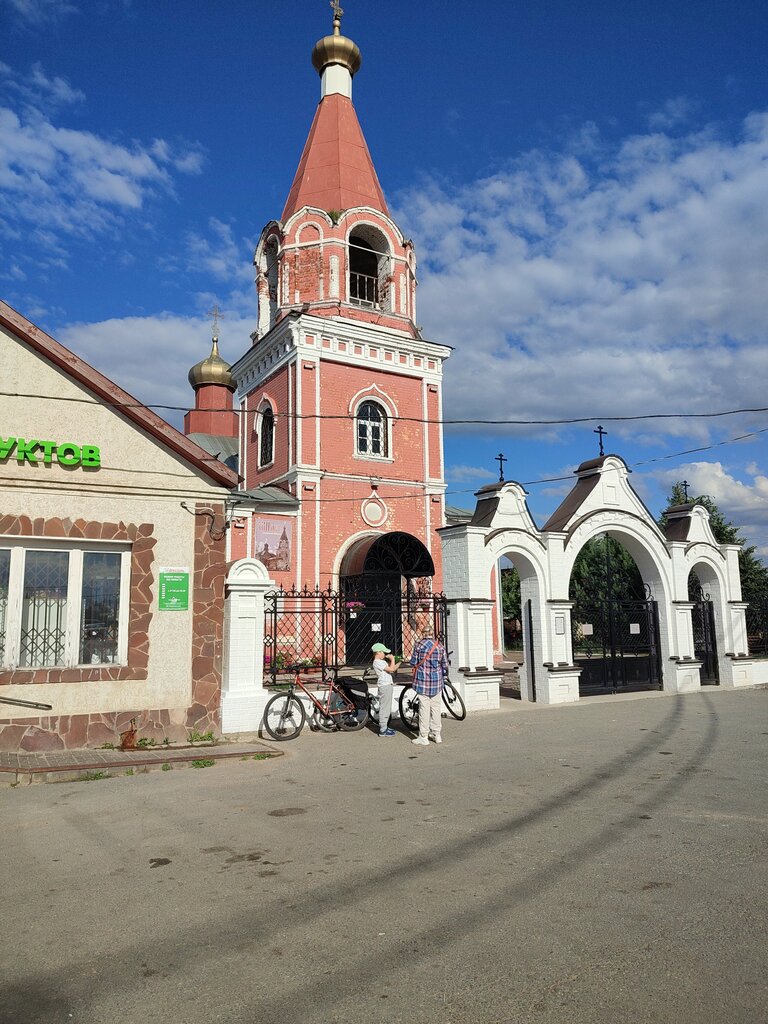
221, 558, 275, 734
536, 600, 581, 704
439, 525, 501, 711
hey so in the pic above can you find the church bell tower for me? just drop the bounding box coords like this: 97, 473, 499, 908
231, 7, 451, 597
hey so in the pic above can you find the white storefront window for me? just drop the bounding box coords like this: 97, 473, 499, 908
0, 541, 131, 668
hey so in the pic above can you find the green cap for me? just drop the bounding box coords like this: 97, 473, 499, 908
371, 643, 391, 653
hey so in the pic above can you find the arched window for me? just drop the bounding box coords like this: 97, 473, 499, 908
356, 401, 388, 458
259, 406, 274, 467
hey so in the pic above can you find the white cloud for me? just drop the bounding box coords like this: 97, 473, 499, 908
167, 218, 256, 317
0, 66, 205, 247
397, 110, 768, 441
4, 0, 77, 24
648, 96, 697, 130
445, 464, 498, 483
57, 313, 253, 428
1, 62, 84, 109
653, 460, 768, 548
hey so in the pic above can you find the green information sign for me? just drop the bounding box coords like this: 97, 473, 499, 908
158, 567, 190, 611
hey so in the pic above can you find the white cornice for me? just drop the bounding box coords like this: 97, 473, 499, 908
233, 312, 450, 399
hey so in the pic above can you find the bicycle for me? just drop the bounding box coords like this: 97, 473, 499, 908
360, 663, 466, 731
262, 665, 368, 741
398, 678, 466, 731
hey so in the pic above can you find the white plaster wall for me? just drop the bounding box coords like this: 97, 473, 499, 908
1, 326, 231, 716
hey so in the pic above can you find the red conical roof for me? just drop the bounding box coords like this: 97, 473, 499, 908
281, 93, 389, 221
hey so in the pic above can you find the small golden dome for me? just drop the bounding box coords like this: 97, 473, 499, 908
312, 9, 361, 77
188, 336, 235, 391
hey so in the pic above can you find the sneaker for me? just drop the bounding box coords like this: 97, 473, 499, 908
429, 734, 442, 744
411, 737, 429, 746
379, 728, 396, 737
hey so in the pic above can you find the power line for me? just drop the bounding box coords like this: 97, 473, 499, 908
2, 423, 764, 501
3, 389, 768, 427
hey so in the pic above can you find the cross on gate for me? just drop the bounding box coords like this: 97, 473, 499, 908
496, 452, 507, 483
594, 424, 607, 457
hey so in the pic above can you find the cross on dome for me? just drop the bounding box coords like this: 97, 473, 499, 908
330, 0, 344, 31
207, 303, 224, 338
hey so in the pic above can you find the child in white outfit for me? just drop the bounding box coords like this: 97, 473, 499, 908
371, 642, 396, 736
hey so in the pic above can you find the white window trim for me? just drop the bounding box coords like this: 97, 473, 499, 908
353, 398, 391, 462
0, 538, 131, 669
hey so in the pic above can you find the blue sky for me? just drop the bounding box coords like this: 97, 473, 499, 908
2, 0, 768, 553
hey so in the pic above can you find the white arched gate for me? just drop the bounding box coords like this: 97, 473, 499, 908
439, 456, 755, 707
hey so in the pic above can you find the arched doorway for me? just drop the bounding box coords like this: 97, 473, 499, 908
339, 532, 438, 665
688, 565, 720, 685
570, 533, 662, 694
493, 550, 544, 702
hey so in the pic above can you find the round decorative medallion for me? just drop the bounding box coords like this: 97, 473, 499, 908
361, 496, 388, 527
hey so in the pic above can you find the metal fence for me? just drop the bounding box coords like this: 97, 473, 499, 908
263, 585, 339, 686
746, 599, 768, 656
263, 579, 448, 685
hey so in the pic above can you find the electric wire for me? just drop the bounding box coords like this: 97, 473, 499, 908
3, 389, 768, 427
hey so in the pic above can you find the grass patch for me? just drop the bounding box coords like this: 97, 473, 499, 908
161, 762, 172, 772
137, 737, 157, 748
187, 730, 215, 744
191, 758, 215, 769
252, 753, 272, 761
125, 768, 134, 777
80, 770, 110, 782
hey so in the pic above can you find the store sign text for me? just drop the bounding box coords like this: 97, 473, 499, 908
0, 437, 101, 467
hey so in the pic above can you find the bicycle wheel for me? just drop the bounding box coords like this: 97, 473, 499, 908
442, 681, 466, 721
339, 707, 368, 731
331, 689, 368, 731
367, 692, 380, 726
398, 686, 420, 732
263, 693, 305, 741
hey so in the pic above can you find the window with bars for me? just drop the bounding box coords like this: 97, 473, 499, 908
1, 543, 129, 669
356, 401, 388, 458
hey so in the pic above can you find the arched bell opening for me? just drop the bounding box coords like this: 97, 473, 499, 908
339, 532, 438, 667
348, 224, 391, 311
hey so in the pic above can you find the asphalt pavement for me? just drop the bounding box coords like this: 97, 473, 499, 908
3, 687, 767, 1024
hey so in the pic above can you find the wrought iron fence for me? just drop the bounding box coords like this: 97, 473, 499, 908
263, 584, 339, 685
746, 599, 768, 656
263, 579, 449, 685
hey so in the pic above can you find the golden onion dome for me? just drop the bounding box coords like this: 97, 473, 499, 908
312, 9, 361, 77
188, 336, 235, 391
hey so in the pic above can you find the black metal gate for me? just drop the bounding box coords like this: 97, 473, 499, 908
263, 585, 339, 685
691, 598, 719, 684
572, 598, 662, 694
341, 574, 447, 667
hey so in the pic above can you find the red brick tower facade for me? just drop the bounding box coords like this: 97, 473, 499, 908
231, 12, 450, 627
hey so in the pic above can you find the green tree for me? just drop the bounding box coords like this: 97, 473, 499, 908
500, 563, 520, 620
568, 535, 644, 621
